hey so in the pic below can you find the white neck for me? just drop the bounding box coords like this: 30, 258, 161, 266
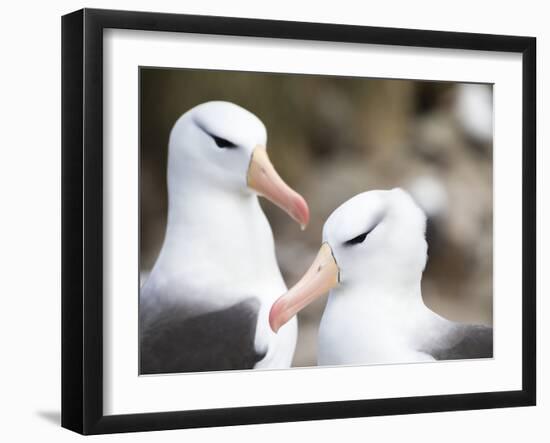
153, 174, 285, 305
318, 280, 434, 365
325, 269, 429, 333
328, 279, 424, 309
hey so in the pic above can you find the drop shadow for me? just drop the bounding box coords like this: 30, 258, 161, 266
36, 410, 61, 426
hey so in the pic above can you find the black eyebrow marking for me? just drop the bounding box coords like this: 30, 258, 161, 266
194, 119, 237, 149
211, 134, 237, 149
344, 231, 369, 246
343, 217, 382, 246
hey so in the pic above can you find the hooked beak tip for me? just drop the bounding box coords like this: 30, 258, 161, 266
292, 194, 310, 229
268, 302, 282, 333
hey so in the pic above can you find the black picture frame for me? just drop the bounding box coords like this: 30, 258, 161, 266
61, 8, 536, 435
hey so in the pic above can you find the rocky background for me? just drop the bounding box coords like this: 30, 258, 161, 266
140, 68, 493, 367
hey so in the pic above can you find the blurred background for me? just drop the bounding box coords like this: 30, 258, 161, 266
140, 67, 493, 367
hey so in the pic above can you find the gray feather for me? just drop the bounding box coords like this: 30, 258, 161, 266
424, 323, 493, 360
140, 297, 264, 374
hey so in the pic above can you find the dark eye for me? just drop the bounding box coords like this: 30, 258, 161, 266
344, 231, 368, 246
343, 221, 382, 246
343, 216, 384, 246
212, 135, 237, 149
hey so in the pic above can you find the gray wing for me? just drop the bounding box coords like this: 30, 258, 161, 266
424, 323, 493, 361
140, 297, 265, 375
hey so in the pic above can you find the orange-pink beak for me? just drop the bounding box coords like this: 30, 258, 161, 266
247, 146, 309, 229
269, 243, 340, 333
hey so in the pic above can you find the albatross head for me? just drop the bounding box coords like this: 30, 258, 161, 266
269, 188, 427, 332
167, 101, 309, 228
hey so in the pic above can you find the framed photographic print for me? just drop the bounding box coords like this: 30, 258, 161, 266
61, 8, 536, 435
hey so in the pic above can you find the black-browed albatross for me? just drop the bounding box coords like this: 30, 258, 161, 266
140, 101, 309, 374
269, 188, 492, 365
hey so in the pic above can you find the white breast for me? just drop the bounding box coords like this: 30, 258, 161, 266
318, 290, 436, 366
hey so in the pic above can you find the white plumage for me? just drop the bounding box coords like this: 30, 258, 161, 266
270, 188, 492, 366
141, 101, 309, 373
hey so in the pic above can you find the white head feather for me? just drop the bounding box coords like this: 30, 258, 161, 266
167, 101, 267, 196
323, 188, 427, 294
